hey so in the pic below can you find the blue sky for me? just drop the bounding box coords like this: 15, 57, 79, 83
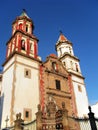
0, 0, 98, 105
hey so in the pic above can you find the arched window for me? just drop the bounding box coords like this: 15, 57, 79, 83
7, 44, 11, 57
55, 80, 61, 90
19, 23, 22, 30
70, 61, 73, 70
12, 42, 14, 52
75, 63, 79, 72
63, 62, 66, 67
78, 85, 82, 92
52, 62, 58, 72
26, 24, 28, 32
59, 48, 62, 56
30, 43, 33, 52
69, 47, 72, 54
21, 39, 25, 50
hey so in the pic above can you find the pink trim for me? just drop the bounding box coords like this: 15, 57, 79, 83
68, 75, 77, 115
18, 35, 22, 52
23, 20, 26, 32
68, 75, 80, 129
34, 41, 37, 58
19, 23, 22, 30
16, 21, 18, 30
30, 23, 32, 34
14, 36, 16, 50
27, 38, 30, 55
6, 46, 8, 58
10, 42, 12, 54
39, 65, 45, 111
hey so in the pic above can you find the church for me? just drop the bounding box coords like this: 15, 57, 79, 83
0, 10, 88, 130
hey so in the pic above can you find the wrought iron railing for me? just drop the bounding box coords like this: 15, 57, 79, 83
69, 117, 98, 130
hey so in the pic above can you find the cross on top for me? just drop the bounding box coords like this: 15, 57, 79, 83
5, 116, 9, 128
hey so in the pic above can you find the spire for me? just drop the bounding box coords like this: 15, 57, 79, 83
58, 31, 68, 43
20, 9, 30, 18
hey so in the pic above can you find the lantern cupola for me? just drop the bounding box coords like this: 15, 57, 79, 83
5, 10, 39, 62
56, 32, 74, 57
12, 9, 34, 35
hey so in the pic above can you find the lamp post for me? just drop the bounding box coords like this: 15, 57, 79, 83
88, 106, 97, 130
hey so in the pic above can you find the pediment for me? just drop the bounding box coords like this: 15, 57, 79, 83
43, 54, 68, 77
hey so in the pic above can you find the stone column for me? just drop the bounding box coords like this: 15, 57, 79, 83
36, 104, 42, 130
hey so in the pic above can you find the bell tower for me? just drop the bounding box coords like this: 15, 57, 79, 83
6, 9, 38, 60
56, 32, 89, 117
1, 10, 40, 129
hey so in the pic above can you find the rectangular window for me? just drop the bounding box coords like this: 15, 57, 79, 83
78, 85, 82, 92
30, 42, 34, 53
25, 111, 29, 118
21, 40, 25, 50
23, 108, 32, 121
55, 80, 61, 90
24, 68, 31, 78
52, 62, 58, 72
26, 70, 28, 76
26, 25, 28, 32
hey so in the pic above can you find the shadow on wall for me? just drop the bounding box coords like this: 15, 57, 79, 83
0, 93, 4, 129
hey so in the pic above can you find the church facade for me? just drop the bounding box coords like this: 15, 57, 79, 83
0, 11, 88, 129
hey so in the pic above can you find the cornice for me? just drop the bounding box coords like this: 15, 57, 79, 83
56, 40, 72, 47
2, 51, 42, 67
45, 69, 68, 79
59, 53, 80, 61
68, 71, 85, 79
47, 91, 71, 99
47, 87, 70, 94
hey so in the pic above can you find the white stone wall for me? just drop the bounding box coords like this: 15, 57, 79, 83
1, 54, 40, 128
57, 43, 74, 57
61, 55, 89, 117
72, 75, 89, 117
14, 55, 40, 119
1, 58, 14, 128
62, 57, 81, 74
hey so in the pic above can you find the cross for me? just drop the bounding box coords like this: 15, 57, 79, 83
5, 116, 9, 128
59, 30, 63, 34
23, 9, 27, 13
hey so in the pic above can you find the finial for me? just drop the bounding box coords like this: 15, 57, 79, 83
20, 9, 29, 18
59, 30, 63, 34
23, 9, 27, 13
5, 116, 9, 128
88, 106, 92, 113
